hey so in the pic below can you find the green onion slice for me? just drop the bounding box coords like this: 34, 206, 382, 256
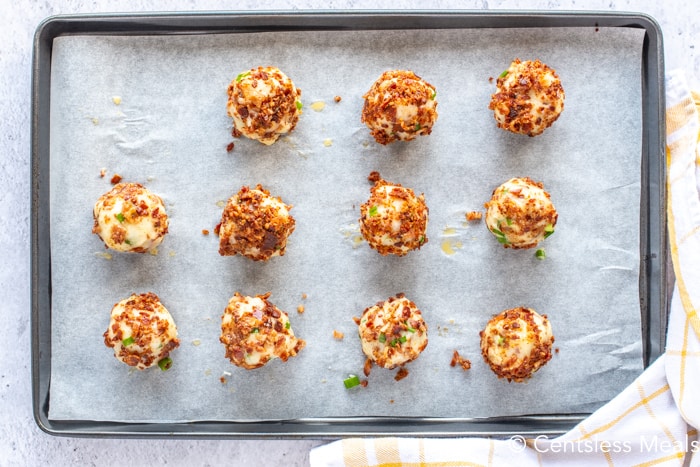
535, 248, 546, 260
414, 123, 421, 131
122, 336, 135, 346
430, 90, 437, 100
497, 336, 506, 346
157, 357, 173, 371
235, 71, 250, 82
499, 70, 509, 78
369, 205, 379, 217
295, 101, 303, 110
418, 235, 425, 244
491, 227, 509, 244
378, 333, 386, 343
285, 321, 291, 330
343, 374, 361, 389
250, 327, 260, 334
115, 213, 125, 223
544, 224, 555, 238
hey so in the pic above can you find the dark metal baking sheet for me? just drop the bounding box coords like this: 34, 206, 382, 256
31, 10, 667, 438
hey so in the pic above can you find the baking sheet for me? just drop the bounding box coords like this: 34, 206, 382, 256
48, 26, 645, 423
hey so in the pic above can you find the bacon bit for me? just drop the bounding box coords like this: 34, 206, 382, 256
110, 174, 122, 185
389, 399, 394, 404
555, 347, 560, 354
334, 95, 342, 103
394, 367, 409, 381
301, 293, 307, 300
219, 376, 227, 384
352, 316, 361, 325
489, 76, 494, 83
202, 229, 210, 236
367, 171, 381, 183
214, 222, 222, 236
333, 329, 344, 340
297, 304, 305, 314
99, 168, 107, 178
363, 358, 372, 377
451, 350, 472, 371
466, 211, 483, 221
231, 127, 242, 138
226, 142, 235, 152
360, 380, 368, 388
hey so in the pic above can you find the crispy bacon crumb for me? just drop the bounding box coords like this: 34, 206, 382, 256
367, 171, 381, 183
466, 211, 483, 222
555, 347, 560, 354
110, 174, 122, 185
394, 367, 409, 381
363, 358, 372, 377
450, 350, 472, 371
360, 380, 368, 388
226, 142, 235, 152
333, 329, 344, 340
297, 305, 305, 314
202, 229, 210, 236
334, 95, 342, 103
220, 376, 227, 384
100, 168, 107, 178
301, 293, 308, 300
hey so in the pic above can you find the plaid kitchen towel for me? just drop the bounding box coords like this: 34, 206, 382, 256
310, 70, 700, 467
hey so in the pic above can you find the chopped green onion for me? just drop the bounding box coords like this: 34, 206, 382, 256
497, 336, 506, 346
505, 217, 513, 226
122, 336, 135, 346
235, 71, 250, 82
418, 235, 425, 244
378, 333, 386, 343
491, 227, 509, 245
405, 321, 416, 333
115, 212, 125, 223
296, 101, 303, 110
157, 357, 173, 371
369, 205, 379, 217
430, 90, 437, 100
544, 224, 555, 238
389, 335, 407, 347
400, 335, 407, 343
124, 239, 132, 245
250, 327, 260, 334
343, 374, 361, 389
414, 123, 421, 131
499, 70, 509, 78
285, 321, 291, 330
535, 248, 546, 260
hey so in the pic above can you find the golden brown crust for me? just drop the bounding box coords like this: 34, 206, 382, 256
489, 59, 564, 137
479, 307, 554, 383
359, 178, 428, 256
218, 184, 295, 261
103, 292, 180, 370
219, 292, 305, 369
361, 70, 438, 145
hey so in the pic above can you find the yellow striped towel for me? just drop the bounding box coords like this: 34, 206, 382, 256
310, 71, 700, 467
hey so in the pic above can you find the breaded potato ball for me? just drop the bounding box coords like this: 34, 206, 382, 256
227, 66, 302, 145
484, 177, 557, 249
103, 292, 180, 370
220, 292, 305, 369
361, 70, 438, 145
218, 184, 296, 261
92, 182, 169, 253
479, 307, 554, 382
489, 59, 564, 136
359, 177, 428, 256
356, 294, 428, 369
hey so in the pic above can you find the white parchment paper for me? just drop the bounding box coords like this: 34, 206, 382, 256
48, 27, 646, 422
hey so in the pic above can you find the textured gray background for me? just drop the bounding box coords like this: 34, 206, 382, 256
2, 0, 698, 466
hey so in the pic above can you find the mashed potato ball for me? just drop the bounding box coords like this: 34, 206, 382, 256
227, 66, 302, 145
359, 177, 428, 256
220, 292, 305, 369
484, 177, 557, 249
103, 292, 180, 370
356, 293, 428, 369
218, 184, 296, 261
489, 59, 564, 136
361, 70, 438, 145
480, 307, 554, 382
92, 182, 169, 253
